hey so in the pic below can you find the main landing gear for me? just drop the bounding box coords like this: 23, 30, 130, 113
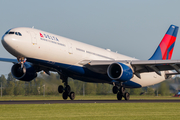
113, 84, 130, 100
58, 75, 75, 100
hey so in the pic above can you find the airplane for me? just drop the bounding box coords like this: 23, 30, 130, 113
0, 24, 180, 100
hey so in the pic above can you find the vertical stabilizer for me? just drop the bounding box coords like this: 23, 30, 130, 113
149, 25, 179, 60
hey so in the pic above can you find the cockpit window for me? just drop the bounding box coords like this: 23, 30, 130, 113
6, 31, 22, 36
5, 31, 9, 34
9, 32, 14, 34
18, 32, 22, 36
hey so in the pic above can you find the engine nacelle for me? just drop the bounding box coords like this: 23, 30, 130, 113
107, 62, 133, 81
11, 63, 37, 81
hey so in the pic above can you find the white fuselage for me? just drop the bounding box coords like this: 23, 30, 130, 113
2, 27, 166, 87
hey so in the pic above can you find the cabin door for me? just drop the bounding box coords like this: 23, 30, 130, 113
30, 31, 37, 45
68, 43, 73, 54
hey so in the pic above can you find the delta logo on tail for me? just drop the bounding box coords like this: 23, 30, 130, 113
149, 25, 179, 60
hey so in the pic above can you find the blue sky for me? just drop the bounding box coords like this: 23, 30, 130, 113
0, 0, 180, 75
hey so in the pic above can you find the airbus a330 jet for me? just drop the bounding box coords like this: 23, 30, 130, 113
0, 25, 180, 100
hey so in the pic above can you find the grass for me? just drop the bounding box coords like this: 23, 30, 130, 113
0, 103, 180, 120
0, 95, 180, 101
0, 95, 180, 120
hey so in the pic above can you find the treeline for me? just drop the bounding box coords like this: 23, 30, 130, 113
0, 72, 113, 96
0, 72, 178, 96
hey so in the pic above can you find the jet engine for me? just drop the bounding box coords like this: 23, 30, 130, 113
107, 62, 133, 81
11, 63, 37, 81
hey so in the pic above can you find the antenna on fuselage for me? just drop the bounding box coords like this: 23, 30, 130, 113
32, 26, 34, 29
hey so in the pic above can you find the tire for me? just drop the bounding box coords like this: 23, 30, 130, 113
58, 85, 64, 93
112, 86, 118, 94
120, 86, 125, 94
69, 92, 75, 100
117, 92, 122, 100
65, 85, 71, 93
124, 92, 130, 101
62, 92, 68, 100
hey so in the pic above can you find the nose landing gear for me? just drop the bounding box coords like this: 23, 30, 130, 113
17, 57, 26, 67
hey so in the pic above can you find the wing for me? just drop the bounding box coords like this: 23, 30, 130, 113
0, 58, 18, 63
79, 59, 180, 78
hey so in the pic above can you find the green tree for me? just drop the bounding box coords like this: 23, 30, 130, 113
31, 80, 39, 95
14, 81, 25, 95
0, 75, 7, 95
130, 88, 142, 95
69, 78, 75, 93
96, 83, 110, 95
36, 77, 44, 95
5, 72, 15, 95
5, 81, 15, 95
85, 83, 96, 95
158, 81, 170, 96
74, 80, 83, 95
7, 73, 16, 82
0, 75, 7, 85
96, 83, 102, 95
147, 87, 155, 95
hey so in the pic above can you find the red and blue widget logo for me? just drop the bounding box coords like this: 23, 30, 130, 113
40, 33, 44, 38
39, 33, 59, 41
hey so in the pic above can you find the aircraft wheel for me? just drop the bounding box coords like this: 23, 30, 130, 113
65, 85, 71, 93
117, 92, 123, 100
124, 92, 130, 101
69, 92, 75, 100
62, 92, 68, 100
112, 86, 118, 94
120, 86, 125, 94
58, 85, 64, 93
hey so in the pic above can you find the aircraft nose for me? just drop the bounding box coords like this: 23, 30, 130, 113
1, 33, 6, 43
2, 34, 9, 46
1, 35, 15, 49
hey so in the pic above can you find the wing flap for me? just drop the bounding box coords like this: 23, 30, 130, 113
131, 60, 180, 73
80, 59, 180, 75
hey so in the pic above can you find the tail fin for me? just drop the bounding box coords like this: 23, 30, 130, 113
149, 25, 179, 60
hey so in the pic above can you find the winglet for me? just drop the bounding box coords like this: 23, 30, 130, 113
149, 25, 179, 60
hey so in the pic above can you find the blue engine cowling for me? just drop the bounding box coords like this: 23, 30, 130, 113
107, 62, 133, 81
11, 63, 37, 81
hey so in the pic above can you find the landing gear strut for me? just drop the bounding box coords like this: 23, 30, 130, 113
58, 75, 75, 100
17, 57, 26, 67
113, 84, 130, 101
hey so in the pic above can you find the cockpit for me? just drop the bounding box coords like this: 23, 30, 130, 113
5, 31, 22, 36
